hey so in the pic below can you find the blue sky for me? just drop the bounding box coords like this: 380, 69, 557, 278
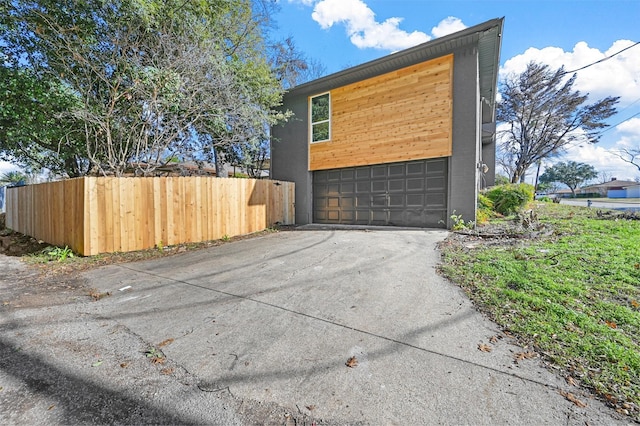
273, 0, 640, 182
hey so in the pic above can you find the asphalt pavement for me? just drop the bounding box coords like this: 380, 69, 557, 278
1, 228, 629, 424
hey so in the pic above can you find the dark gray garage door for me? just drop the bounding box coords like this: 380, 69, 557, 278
313, 158, 448, 227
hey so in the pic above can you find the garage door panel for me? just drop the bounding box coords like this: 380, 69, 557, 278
407, 178, 425, 191
356, 168, 370, 179
342, 198, 355, 208
372, 195, 387, 207
341, 183, 355, 194
356, 181, 369, 193
328, 197, 340, 207
407, 162, 425, 175
389, 179, 405, 192
372, 166, 387, 178
389, 195, 405, 207
314, 159, 447, 227
427, 176, 446, 190
371, 181, 387, 192
407, 194, 425, 206
427, 159, 447, 174
426, 193, 446, 206
356, 195, 370, 207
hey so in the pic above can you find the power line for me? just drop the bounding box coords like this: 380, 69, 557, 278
598, 111, 640, 135
561, 41, 640, 75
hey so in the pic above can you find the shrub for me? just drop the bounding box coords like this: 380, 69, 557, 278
484, 183, 534, 215
476, 194, 494, 224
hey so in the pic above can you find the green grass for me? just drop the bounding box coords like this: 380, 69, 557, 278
440, 203, 640, 416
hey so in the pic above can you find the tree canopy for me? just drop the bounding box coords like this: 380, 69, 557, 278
539, 161, 598, 197
1, 0, 311, 177
497, 62, 619, 183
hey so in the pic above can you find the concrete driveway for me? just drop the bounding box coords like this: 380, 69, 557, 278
82, 228, 623, 424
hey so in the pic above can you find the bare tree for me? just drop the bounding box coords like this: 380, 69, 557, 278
611, 146, 640, 172
598, 170, 614, 183
497, 62, 619, 183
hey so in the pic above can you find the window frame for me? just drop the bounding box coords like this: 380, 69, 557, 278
309, 92, 331, 143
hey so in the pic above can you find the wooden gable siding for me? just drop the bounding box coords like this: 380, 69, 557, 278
309, 54, 453, 171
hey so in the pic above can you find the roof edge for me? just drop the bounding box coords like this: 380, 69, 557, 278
286, 18, 504, 96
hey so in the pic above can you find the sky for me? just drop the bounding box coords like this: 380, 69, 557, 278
2, 0, 639, 184
271, 0, 640, 183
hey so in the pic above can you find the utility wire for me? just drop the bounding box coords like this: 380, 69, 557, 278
561, 41, 640, 75
597, 111, 640, 135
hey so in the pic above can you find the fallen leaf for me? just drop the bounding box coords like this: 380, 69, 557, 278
478, 343, 492, 352
631, 300, 639, 308
306, 405, 316, 411
120, 362, 129, 368
47, 405, 55, 411
566, 376, 579, 387
605, 320, 617, 329
151, 357, 166, 365
514, 351, 537, 362
345, 356, 358, 368
158, 338, 174, 347
161, 367, 174, 375
489, 335, 499, 344
635, 263, 639, 270
91, 360, 103, 367
559, 390, 587, 407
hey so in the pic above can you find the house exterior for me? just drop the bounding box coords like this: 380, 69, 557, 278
271, 19, 503, 228
578, 178, 638, 197
608, 182, 640, 199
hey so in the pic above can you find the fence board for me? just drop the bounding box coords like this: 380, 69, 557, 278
6, 177, 294, 256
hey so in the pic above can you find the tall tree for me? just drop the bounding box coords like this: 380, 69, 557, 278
1, 0, 291, 177
497, 62, 619, 183
0, 66, 89, 177
539, 161, 598, 197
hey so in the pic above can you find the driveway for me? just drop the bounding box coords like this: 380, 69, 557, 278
1, 228, 625, 424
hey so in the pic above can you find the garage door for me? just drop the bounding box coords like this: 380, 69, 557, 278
313, 158, 448, 227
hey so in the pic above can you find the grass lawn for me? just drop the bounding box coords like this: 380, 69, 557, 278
439, 202, 640, 418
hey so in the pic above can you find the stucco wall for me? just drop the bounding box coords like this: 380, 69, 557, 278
271, 96, 314, 224
449, 47, 481, 225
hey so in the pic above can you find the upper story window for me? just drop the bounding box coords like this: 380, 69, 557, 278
310, 93, 330, 143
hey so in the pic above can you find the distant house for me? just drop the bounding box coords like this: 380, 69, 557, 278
578, 178, 638, 197
271, 19, 504, 228
608, 182, 640, 199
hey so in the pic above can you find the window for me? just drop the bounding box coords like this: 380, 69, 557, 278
310, 93, 330, 143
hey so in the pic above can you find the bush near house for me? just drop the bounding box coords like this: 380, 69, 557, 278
484, 183, 535, 215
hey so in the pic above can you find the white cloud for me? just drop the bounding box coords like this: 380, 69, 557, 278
501, 40, 640, 105
616, 117, 640, 136
431, 17, 466, 38
310, 0, 430, 50
563, 142, 639, 181
292, 0, 466, 51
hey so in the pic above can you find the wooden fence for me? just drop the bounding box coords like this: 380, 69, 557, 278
6, 177, 294, 256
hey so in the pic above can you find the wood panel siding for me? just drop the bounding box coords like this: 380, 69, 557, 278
309, 54, 453, 171
6, 177, 295, 256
